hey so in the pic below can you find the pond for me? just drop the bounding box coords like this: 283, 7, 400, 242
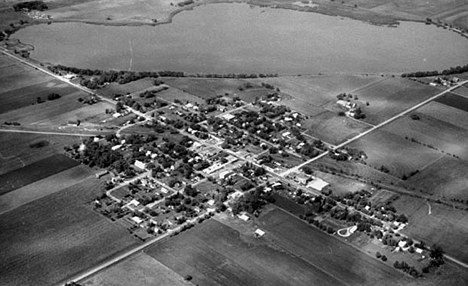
14, 3, 468, 74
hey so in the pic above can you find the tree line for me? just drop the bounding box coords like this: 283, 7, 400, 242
401, 63, 468, 78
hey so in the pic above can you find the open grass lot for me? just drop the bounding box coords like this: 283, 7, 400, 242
256, 75, 382, 107
98, 78, 155, 98
257, 207, 409, 286
0, 178, 140, 286
45, 0, 178, 24
157, 87, 205, 104
165, 78, 248, 100
453, 84, 468, 97
0, 164, 94, 215
304, 111, 371, 145
0, 154, 79, 195
348, 130, 443, 179
392, 195, 468, 264
352, 78, 440, 125
406, 156, 468, 201
310, 156, 403, 187
314, 170, 372, 196
0, 133, 81, 175
147, 218, 348, 286
383, 112, 468, 160
82, 252, 190, 286
435, 92, 468, 112
417, 101, 468, 131
165, 77, 273, 102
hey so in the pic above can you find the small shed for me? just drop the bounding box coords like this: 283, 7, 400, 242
254, 229, 266, 237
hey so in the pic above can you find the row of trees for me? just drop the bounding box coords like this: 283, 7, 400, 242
13, 1, 48, 11
402, 63, 468, 78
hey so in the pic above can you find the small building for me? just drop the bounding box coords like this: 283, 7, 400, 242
238, 213, 250, 221
131, 216, 144, 224
219, 170, 233, 180
134, 160, 146, 170
95, 170, 109, 179
222, 113, 236, 121
254, 229, 266, 237
111, 144, 122, 151
307, 177, 329, 191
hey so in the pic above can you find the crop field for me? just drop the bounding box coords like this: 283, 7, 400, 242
0, 178, 140, 286
303, 111, 371, 145
348, 130, 443, 179
452, 85, 468, 97
98, 78, 155, 98
416, 101, 468, 130
0, 90, 88, 124
82, 252, 190, 286
0, 68, 52, 94
369, 189, 399, 206
435, 92, 468, 112
0, 133, 81, 175
406, 156, 468, 201
0, 164, 94, 215
257, 207, 408, 286
0, 154, 79, 196
392, 195, 468, 264
383, 112, 468, 160
256, 75, 382, 107
147, 218, 349, 286
352, 77, 440, 125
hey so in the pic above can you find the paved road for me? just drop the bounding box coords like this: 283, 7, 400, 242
0, 128, 96, 137
280, 78, 468, 177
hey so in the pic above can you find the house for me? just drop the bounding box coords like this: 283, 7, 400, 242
131, 216, 144, 224
134, 160, 146, 170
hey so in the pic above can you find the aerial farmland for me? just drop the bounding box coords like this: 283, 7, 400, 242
1, 0, 468, 285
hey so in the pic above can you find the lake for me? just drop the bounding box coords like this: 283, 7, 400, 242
14, 3, 468, 75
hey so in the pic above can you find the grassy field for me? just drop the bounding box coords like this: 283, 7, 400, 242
0, 133, 80, 175
147, 218, 349, 286
0, 164, 94, 215
348, 129, 443, 179
98, 78, 155, 98
352, 77, 440, 125
406, 156, 468, 201
0, 154, 79, 195
303, 111, 371, 145
392, 195, 468, 264
82, 253, 191, 286
165, 78, 249, 100
0, 178, 140, 286
383, 112, 468, 160
257, 207, 408, 286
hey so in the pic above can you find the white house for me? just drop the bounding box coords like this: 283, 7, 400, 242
134, 160, 146, 170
